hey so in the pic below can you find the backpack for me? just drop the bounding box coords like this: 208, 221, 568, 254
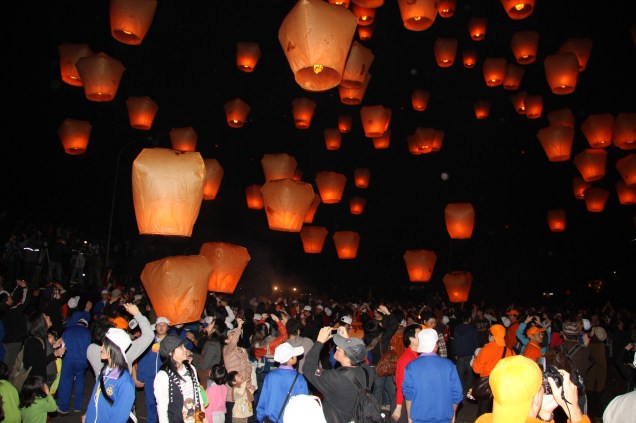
342, 367, 384, 423
10, 337, 44, 391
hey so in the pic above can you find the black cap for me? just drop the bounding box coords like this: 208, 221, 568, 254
159, 335, 186, 359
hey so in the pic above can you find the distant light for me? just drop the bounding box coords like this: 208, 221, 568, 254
410, 68, 418, 76
441, 172, 449, 181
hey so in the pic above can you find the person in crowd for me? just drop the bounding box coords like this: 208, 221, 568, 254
285, 317, 313, 374
256, 343, 309, 423
92, 290, 111, 321
238, 308, 255, 350
223, 317, 255, 423
252, 312, 288, 405
303, 326, 374, 423
84, 328, 136, 423
188, 316, 226, 385
392, 323, 421, 423
56, 316, 91, 414
402, 328, 463, 423
517, 314, 552, 356
2, 280, 29, 371
505, 309, 522, 351
300, 305, 320, 340
228, 370, 254, 423
101, 288, 123, 318
602, 389, 636, 422
46, 328, 63, 396
421, 312, 447, 358
370, 304, 399, 411
154, 334, 207, 423
0, 361, 20, 423
561, 321, 593, 392
453, 310, 479, 397
523, 326, 546, 362
19, 375, 57, 423
206, 364, 228, 423
473, 307, 492, 348
586, 314, 608, 393
23, 312, 66, 386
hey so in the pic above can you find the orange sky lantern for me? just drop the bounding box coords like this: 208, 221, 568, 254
482, 57, 507, 87
468, 16, 487, 41
333, 231, 360, 259
581, 113, 614, 148
360, 105, 391, 137
434, 38, 458, 67
75, 52, 125, 102
110, 0, 157, 45
354, 167, 371, 188
445, 203, 475, 239
573, 149, 607, 182
236, 42, 261, 72
338, 115, 353, 133
260, 179, 315, 232
584, 188, 610, 212
613, 113, 636, 150
349, 196, 367, 214
58, 118, 91, 155
616, 154, 636, 188
462, 50, 478, 68
537, 126, 574, 162
315, 171, 347, 203
510, 91, 527, 114
510, 30, 538, 64
411, 89, 431, 111
544, 52, 579, 94
199, 242, 251, 293
558, 37, 593, 71
169, 126, 197, 152
341, 41, 374, 88
324, 128, 343, 150
224, 98, 250, 128
300, 226, 329, 253
202, 159, 224, 200
474, 100, 491, 119
303, 193, 322, 223
397, 0, 437, 31
547, 107, 575, 129
572, 177, 592, 200
443, 271, 473, 303
403, 249, 437, 282
546, 209, 567, 232
245, 184, 264, 210
616, 181, 636, 205
126, 96, 158, 130
339, 73, 371, 105
437, 0, 456, 17
373, 130, 391, 149
351, 3, 376, 26
261, 153, 298, 181
500, 0, 535, 20
502, 63, 525, 90
524, 94, 543, 119
58, 43, 94, 86
291, 97, 317, 129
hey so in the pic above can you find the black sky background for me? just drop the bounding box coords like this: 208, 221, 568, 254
3, 0, 636, 305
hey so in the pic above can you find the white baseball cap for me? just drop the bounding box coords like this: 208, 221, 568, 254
151, 317, 170, 330
417, 328, 438, 353
341, 316, 353, 325
105, 328, 132, 363
303, 305, 312, 312
274, 343, 304, 364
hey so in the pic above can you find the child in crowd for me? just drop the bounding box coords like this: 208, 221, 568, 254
47, 328, 62, 395
19, 375, 58, 423
228, 371, 253, 423
205, 364, 228, 423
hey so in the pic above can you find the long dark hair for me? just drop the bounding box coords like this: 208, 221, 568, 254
27, 313, 48, 340
102, 336, 127, 372
19, 375, 47, 408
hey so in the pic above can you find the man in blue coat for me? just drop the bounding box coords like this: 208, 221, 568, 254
57, 317, 91, 413
136, 316, 170, 423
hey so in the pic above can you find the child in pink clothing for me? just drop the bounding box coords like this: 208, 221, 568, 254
205, 364, 228, 423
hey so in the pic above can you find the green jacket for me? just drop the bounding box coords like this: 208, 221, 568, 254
20, 394, 57, 423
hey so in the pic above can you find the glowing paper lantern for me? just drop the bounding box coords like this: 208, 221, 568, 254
354, 168, 371, 188
525, 94, 543, 119
351, 3, 376, 25
340, 74, 371, 105
261, 153, 298, 181
332, 231, 360, 259
412, 127, 436, 153
397, 0, 437, 31
373, 130, 391, 149
412, 89, 431, 111
352, 0, 384, 7
510, 91, 527, 114
443, 271, 472, 303
544, 53, 579, 95
502, 63, 525, 90
581, 114, 614, 148
291, 97, 317, 129
75, 52, 125, 102
140, 255, 210, 325
462, 50, 478, 68
445, 203, 475, 239
573, 149, 607, 182
584, 188, 610, 212
324, 128, 343, 150
300, 226, 328, 253
537, 126, 574, 162
110, 0, 157, 45
403, 249, 437, 282
245, 184, 264, 209
224, 98, 250, 128
199, 242, 251, 293
558, 38, 593, 71
349, 197, 367, 214
126, 96, 158, 130
58, 43, 94, 87
236, 42, 261, 72
304, 193, 321, 223
616, 181, 636, 205
482, 57, 507, 87
360, 105, 391, 138
315, 171, 347, 204
510, 30, 538, 64
341, 41, 374, 88
338, 115, 352, 133
432, 130, 445, 152
132, 148, 205, 236
613, 113, 636, 150
203, 159, 224, 200
616, 154, 636, 187
278, 0, 358, 92
572, 177, 592, 200
437, 0, 456, 17
547, 209, 567, 232
547, 108, 575, 129
358, 24, 376, 41
474, 101, 491, 119
58, 118, 91, 155
500, 0, 534, 20
293, 168, 303, 181
468, 17, 487, 41
434, 38, 458, 67
328, 0, 350, 6
169, 127, 197, 152
260, 179, 315, 232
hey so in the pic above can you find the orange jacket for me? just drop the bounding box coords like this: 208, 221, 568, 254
523, 341, 543, 362
253, 321, 288, 361
506, 321, 520, 349
472, 342, 516, 377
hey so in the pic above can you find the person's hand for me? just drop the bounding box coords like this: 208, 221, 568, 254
43, 383, 50, 395
525, 315, 534, 324
338, 326, 349, 338
135, 380, 145, 388
236, 317, 244, 328
548, 369, 583, 422
82, 415, 86, 423
625, 342, 635, 351
85, 300, 93, 312
270, 314, 280, 323
317, 326, 333, 344
54, 345, 66, 357
185, 331, 196, 341
392, 404, 402, 421
123, 303, 140, 316
53, 338, 64, 349
280, 311, 289, 324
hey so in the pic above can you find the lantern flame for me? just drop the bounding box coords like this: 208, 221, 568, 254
313, 64, 324, 74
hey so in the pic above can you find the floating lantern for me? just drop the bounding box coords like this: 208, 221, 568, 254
203, 159, 224, 200
616, 154, 636, 187
339, 73, 371, 105
462, 50, 478, 68
324, 128, 343, 150
352, 0, 384, 7
500, 0, 534, 20
360, 105, 391, 137
110, 0, 157, 45
432, 130, 445, 152
338, 115, 352, 133
224, 98, 250, 128
58, 118, 91, 155
349, 197, 367, 214
445, 203, 475, 239
300, 226, 328, 253
236, 42, 261, 72
558, 38, 593, 71
544, 52, 579, 94
411, 127, 436, 153
328, 0, 350, 6
434, 38, 458, 67
354, 168, 371, 188
474, 101, 491, 119
510, 91, 527, 114
547, 107, 575, 129
333, 231, 360, 259
315, 171, 347, 203
132, 148, 205, 237
58, 43, 94, 86
537, 126, 574, 162
524, 94, 543, 119
613, 113, 636, 150
482, 57, 507, 87
140, 255, 210, 325
573, 149, 607, 182
304, 193, 321, 223
260, 179, 315, 232
581, 114, 614, 148
199, 242, 251, 293
75, 52, 125, 102
403, 249, 437, 282
341, 41, 374, 88
412, 89, 431, 111
510, 30, 538, 64
373, 130, 391, 149
278, 0, 358, 92
397, 0, 437, 31
261, 153, 298, 181
169, 127, 197, 152
351, 3, 376, 25
572, 177, 591, 200
245, 184, 264, 209
443, 271, 472, 303
617, 181, 636, 205
358, 23, 376, 41
293, 168, 303, 181
502, 63, 525, 90
546, 209, 567, 232
437, 0, 456, 17
584, 188, 610, 212
126, 96, 158, 130
291, 97, 317, 129
468, 17, 487, 41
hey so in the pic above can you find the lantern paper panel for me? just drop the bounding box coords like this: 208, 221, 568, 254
584, 187, 610, 212
170, 127, 198, 152
75, 52, 126, 102
261, 179, 315, 232
58, 118, 92, 155
547, 107, 575, 129
203, 159, 224, 200
261, 153, 298, 181
573, 149, 607, 182
304, 193, 322, 223
537, 126, 574, 162
437, 0, 456, 17
324, 128, 343, 150
278, 0, 358, 92
403, 249, 437, 282
338, 115, 352, 133
613, 113, 636, 150
412, 89, 431, 111
300, 226, 328, 253
547, 209, 567, 232
360, 105, 391, 138
558, 37, 593, 71
291, 97, 317, 129
333, 231, 360, 259
544, 52, 579, 95
373, 130, 391, 149
581, 114, 614, 148
511, 30, 538, 64
443, 271, 473, 303
434, 38, 458, 67
349, 196, 367, 214
110, 0, 157, 45
236, 42, 261, 72
245, 184, 264, 209
616, 181, 636, 205
340, 74, 371, 105
445, 203, 475, 239
126, 96, 158, 130
199, 242, 251, 293
500, 0, 534, 20
397, 0, 437, 31
315, 171, 347, 203
341, 41, 374, 88
468, 16, 487, 41
58, 43, 94, 87
354, 168, 371, 188
616, 154, 636, 188
483, 57, 507, 86
140, 255, 210, 325
572, 177, 592, 200
132, 148, 205, 237
224, 98, 250, 128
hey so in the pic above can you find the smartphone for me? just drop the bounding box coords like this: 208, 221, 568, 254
330, 328, 338, 335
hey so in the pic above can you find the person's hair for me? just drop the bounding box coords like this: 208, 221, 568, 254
92, 315, 115, 344
243, 308, 254, 321
211, 364, 227, 385
363, 319, 384, 345
251, 323, 269, 346
27, 312, 49, 340
403, 324, 422, 348
19, 375, 47, 408
286, 318, 303, 337
227, 370, 240, 387
208, 318, 228, 343
159, 345, 188, 382
102, 336, 128, 372
421, 311, 436, 323
0, 362, 10, 380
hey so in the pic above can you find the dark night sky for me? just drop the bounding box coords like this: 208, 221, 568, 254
4, 0, 636, 304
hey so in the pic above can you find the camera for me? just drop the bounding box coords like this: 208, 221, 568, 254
330, 328, 338, 335
537, 357, 564, 397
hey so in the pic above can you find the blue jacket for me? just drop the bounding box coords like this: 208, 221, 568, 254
61, 323, 91, 362
256, 366, 309, 423
136, 337, 164, 382
402, 354, 463, 423
84, 367, 135, 423
66, 310, 91, 328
